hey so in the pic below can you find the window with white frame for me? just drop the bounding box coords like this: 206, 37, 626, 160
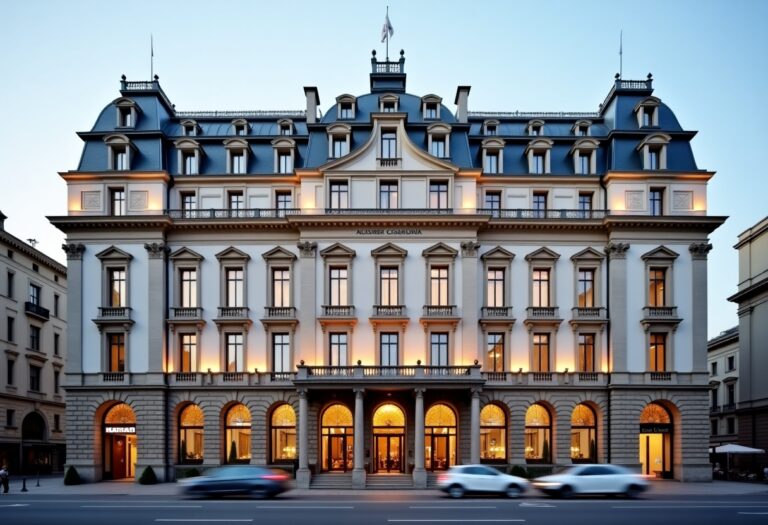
578, 193, 593, 215
278, 119, 293, 136
573, 120, 591, 136
649, 333, 666, 371
225, 333, 244, 372
486, 332, 504, 372
231, 119, 249, 136
429, 181, 449, 209
431, 136, 446, 157
379, 94, 399, 112
430, 332, 449, 366
577, 269, 595, 307
273, 333, 290, 372
484, 191, 501, 214
272, 138, 296, 174
482, 137, 504, 174
327, 123, 351, 158
527, 120, 544, 136
181, 120, 198, 137
115, 99, 137, 128
228, 191, 244, 212
484, 151, 499, 174
329, 181, 349, 209
180, 269, 197, 308
381, 130, 397, 159
278, 152, 292, 173
180, 333, 197, 372
635, 97, 660, 128
329, 267, 348, 306
225, 268, 244, 307
380, 332, 399, 366
329, 332, 348, 366
104, 135, 133, 171
336, 95, 356, 119
379, 267, 399, 306
422, 95, 441, 119
430, 266, 449, 306
532, 192, 547, 218
181, 192, 197, 218
225, 139, 249, 174
272, 268, 291, 307
275, 190, 292, 211
532, 269, 550, 307
649, 188, 664, 216
176, 139, 202, 175
110, 188, 126, 216
379, 181, 398, 209
532, 333, 550, 372
108, 268, 127, 307
483, 120, 499, 136
333, 135, 349, 157
637, 133, 670, 170
108, 333, 125, 372
487, 268, 505, 307
526, 139, 553, 174
578, 333, 595, 372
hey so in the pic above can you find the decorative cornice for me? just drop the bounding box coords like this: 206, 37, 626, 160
62, 243, 85, 260
460, 241, 481, 257
144, 242, 168, 259
689, 242, 713, 260
297, 241, 317, 258
604, 242, 630, 259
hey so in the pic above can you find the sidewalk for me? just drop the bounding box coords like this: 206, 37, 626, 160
2, 476, 767, 497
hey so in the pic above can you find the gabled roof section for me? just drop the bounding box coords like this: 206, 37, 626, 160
570, 247, 605, 262
169, 247, 204, 261
422, 242, 458, 258
524, 246, 560, 262
215, 246, 251, 261
641, 245, 679, 261
371, 242, 408, 258
481, 246, 515, 261
96, 246, 133, 261
320, 242, 356, 258
262, 246, 297, 261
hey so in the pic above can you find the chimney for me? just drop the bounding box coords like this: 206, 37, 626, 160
304, 86, 320, 124
454, 85, 471, 123
0, 210, 6, 231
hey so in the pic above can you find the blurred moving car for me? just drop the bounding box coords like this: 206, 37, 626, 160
533, 464, 648, 498
436, 465, 529, 498
178, 466, 289, 498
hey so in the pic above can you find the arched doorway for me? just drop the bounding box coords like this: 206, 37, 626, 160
21, 412, 50, 474
321, 404, 353, 472
425, 403, 456, 471
372, 403, 405, 473
270, 404, 297, 464
179, 404, 204, 464
103, 403, 137, 479
639, 402, 673, 478
571, 404, 597, 463
525, 403, 552, 463
480, 404, 506, 462
224, 404, 251, 464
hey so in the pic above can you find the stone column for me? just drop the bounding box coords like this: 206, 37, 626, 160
144, 242, 168, 384
605, 242, 630, 372
470, 388, 481, 464
296, 389, 311, 488
689, 242, 712, 372
413, 388, 426, 488
352, 388, 366, 488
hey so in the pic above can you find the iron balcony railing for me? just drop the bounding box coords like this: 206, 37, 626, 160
477, 208, 607, 220
168, 208, 301, 219
164, 208, 609, 219
468, 111, 601, 119
377, 157, 401, 167
25, 301, 50, 321
175, 110, 307, 118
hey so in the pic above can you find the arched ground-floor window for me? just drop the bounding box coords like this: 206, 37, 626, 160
179, 404, 204, 464
639, 402, 673, 478
425, 403, 457, 471
102, 403, 137, 479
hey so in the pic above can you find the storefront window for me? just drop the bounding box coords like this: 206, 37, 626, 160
179, 404, 204, 464
639, 402, 673, 478
425, 403, 457, 471
270, 404, 297, 463
225, 404, 251, 463
480, 404, 506, 461
571, 404, 596, 463
321, 404, 353, 471
103, 403, 137, 480
525, 403, 551, 463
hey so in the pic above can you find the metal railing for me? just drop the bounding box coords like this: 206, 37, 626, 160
477, 209, 607, 220
321, 305, 356, 317
372, 305, 406, 317
165, 208, 608, 220
324, 208, 454, 216
378, 157, 401, 167
649, 372, 672, 381
218, 306, 249, 318
102, 372, 125, 382
170, 307, 203, 318
264, 306, 296, 318
468, 111, 601, 119
422, 305, 457, 317
167, 208, 301, 219
175, 110, 307, 118
480, 306, 513, 318
25, 301, 50, 321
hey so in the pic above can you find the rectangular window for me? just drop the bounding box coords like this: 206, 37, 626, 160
649, 268, 666, 307
182, 151, 198, 175
332, 137, 349, 157
273, 333, 290, 373
727, 355, 735, 371
711, 386, 719, 409
532, 269, 550, 307
380, 332, 399, 367
382, 102, 396, 113
339, 103, 353, 119
379, 267, 398, 306
643, 108, 654, 127
114, 147, 128, 170
430, 266, 449, 306
429, 181, 448, 209
485, 125, 497, 136
578, 193, 593, 216
108, 268, 127, 307
6, 359, 14, 385
379, 181, 398, 209
711, 362, 718, 376
329, 181, 349, 209
107, 333, 125, 372
29, 284, 41, 306
532, 192, 547, 218
578, 333, 595, 372
430, 332, 449, 366
431, 137, 446, 157
278, 152, 293, 173
276, 191, 292, 211
529, 126, 541, 136
486, 333, 504, 372
577, 269, 595, 307
532, 333, 550, 372
183, 124, 195, 137
179, 333, 196, 373
381, 131, 397, 158
181, 192, 197, 218
228, 191, 244, 211
487, 268, 505, 307
7, 316, 14, 342
532, 153, 545, 174
226, 333, 244, 372
649, 188, 663, 215
577, 153, 590, 174
329, 333, 348, 366
180, 269, 197, 308
272, 268, 291, 307
727, 383, 735, 406
6, 271, 13, 298
231, 151, 246, 174
7, 409, 15, 427
234, 125, 247, 136
29, 325, 40, 351
484, 152, 499, 174
225, 268, 244, 307
648, 148, 660, 170
711, 420, 718, 436
54, 414, 60, 431
280, 124, 292, 136
29, 365, 41, 392
727, 417, 735, 435
484, 191, 501, 213
649, 333, 666, 372
119, 107, 132, 127
54, 333, 60, 356
54, 369, 60, 393
110, 189, 126, 215
425, 103, 438, 119
329, 267, 348, 306
54, 294, 60, 317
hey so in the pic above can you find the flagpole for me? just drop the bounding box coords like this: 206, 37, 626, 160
619, 30, 623, 79
150, 34, 154, 79
385, 6, 389, 61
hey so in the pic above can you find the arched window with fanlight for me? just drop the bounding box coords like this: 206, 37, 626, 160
425, 403, 457, 471
179, 404, 204, 464
270, 404, 297, 463
224, 404, 251, 464
525, 403, 552, 463
321, 403, 354, 472
480, 404, 506, 462
571, 404, 596, 463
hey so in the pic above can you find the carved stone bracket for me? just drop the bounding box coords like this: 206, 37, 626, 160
689, 242, 713, 260
297, 241, 318, 258
144, 242, 169, 259
604, 242, 630, 260
62, 243, 85, 260
460, 241, 481, 258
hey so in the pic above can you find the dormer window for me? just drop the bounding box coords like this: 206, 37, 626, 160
181, 120, 198, 137
527, 120, 544, 136
104, 134, 134, 171
482, 137, 505, 174
175, 139, 202, 175
231, 119, 249, 136
421, 95, 442, 120
336, 94, 356, 120
637, 133, 670, 170
570, 138, 599, 175
326, 124, 351, 159
383, 102, 396, 112
278, 119, 294, 136
272, 138, 296, 174
379, 94, 399, 113
224, 139, 249, 174
483, 120, 499, 136
573, 120, 591, 136
525, 138, 553, 174
115, 98, 137, 128
635, 96, 661, 128
427, 123, 451, 159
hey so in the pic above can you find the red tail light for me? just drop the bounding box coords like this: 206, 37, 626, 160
437, 474, 448, 484
262, 474, 288, 481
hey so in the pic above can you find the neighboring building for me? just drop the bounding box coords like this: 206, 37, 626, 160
728, 216, 768, 469
50, 52, 724, 486
707, 326, 738, 446
0, 211, 67, 474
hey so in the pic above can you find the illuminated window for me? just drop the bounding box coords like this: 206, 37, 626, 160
480, 404, 506, 461
532, 333, 550, 372
649, 333, 666, 372
225, 404, 251, 463
571, 404, 596, 463
179, 333, 197, 372
179, 404, 204, 464
578, 333, 595, 372
485, 333, 504, 372
524, 404, 551, 462
270, 404, 296, 462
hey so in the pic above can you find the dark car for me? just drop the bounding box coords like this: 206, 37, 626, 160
178, 466, 289, 498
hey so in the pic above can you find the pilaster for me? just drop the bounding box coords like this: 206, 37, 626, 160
605, 242, 630, 371
62, 243, 85, 377
689, 242, 712, 372
144, 242, 168, 382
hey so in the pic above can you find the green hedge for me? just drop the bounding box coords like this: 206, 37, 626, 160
63, 466, 81, 485
138, 466, 158, 485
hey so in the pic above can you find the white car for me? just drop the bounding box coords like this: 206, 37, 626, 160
437, 465, 529, 498
533, 464, 648, 498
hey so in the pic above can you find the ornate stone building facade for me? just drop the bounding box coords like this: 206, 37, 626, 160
51, 52, 723, 486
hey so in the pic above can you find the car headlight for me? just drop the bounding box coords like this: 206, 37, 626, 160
533, 481, 562, 488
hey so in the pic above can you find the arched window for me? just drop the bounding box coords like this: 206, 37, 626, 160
102, 402, 137, 479
525, 404, 552, 463
480, 404, 506, 462
571, 404, 596, 463
321, 404, 354, 472
270, 404, 296, 463
21, 412, 46, 441
425, 403, 457, 471
105, 402, 136, 425
639, 402, 673, 478
225, 404, 251, 464
179, 404, 204, 464
372, 403, 406, 473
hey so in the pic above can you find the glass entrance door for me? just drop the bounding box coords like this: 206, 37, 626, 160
375, 435, 403, 473
639, 432, 671, 478
323, 435, 353, 472
427, 435, 450, 471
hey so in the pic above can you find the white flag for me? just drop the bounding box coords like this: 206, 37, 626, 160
381, 13, 394, 43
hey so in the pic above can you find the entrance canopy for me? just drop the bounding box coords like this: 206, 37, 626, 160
711, 443, 766, 454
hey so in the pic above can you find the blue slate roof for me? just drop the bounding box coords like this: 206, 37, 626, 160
75, 63, 702, 175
